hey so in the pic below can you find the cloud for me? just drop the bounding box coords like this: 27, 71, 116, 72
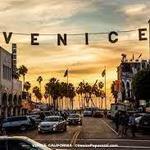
120, 4, 147, 16
0, 0, 96, 33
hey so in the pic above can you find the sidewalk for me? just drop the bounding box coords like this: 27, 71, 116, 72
103, 118, 150, 140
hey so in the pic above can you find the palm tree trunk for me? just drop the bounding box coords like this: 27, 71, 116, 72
23, 75, 25, 91
39, 82, 41, 92
71, 98, 73, 110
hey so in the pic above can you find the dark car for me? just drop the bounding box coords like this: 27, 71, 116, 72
27, 114, 42, 125
92, 109, 103, 118
138, 114, 150, 131
2, 116, 36, 132
67, 114, 82, 125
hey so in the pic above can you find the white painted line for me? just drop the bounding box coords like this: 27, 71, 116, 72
34, 138, 150, 142
73, 138, 150, 142
118, 145, 150, 149
101, 119, 118, 135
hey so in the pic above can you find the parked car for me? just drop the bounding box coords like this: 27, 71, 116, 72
67, 114, 82, 125
92, 109, 103, 118
2, 116, 36, 132
107, 111, 111, 119
0, 136, 51, 150
83, 108, 93, 117
138, 114, 150, 131
27, 114, 42, 125
38, 116, 67, 133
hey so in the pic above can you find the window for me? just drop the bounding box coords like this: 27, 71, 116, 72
3, 65, 12, 80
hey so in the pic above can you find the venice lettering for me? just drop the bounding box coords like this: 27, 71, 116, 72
1, 28, 148, 46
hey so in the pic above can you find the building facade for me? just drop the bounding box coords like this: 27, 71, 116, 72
0, 46, 22, 118
117, 59, 149, 102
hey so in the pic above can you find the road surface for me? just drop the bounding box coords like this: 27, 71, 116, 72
7, 117, 150, 149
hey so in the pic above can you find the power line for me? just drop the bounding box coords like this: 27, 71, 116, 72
0, 29, 137, 36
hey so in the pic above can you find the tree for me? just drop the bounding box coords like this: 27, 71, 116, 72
111, 81, 118, 103
18, 65, 28, 91
76, 82, 84, 108
37, 76, 43, 92
132, 69, 150, 100
45, 78, 62, 110
66, 83, 76, 110
24, 81, 31, 92
32, 86, 42, 103
76, 81, 105, 108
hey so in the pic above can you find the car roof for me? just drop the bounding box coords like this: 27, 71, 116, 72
0, 136, 29, 140
5, 116, 27, 119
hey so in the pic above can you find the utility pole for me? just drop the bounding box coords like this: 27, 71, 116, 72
148, 19, 150, 61
104, 66, 107, 109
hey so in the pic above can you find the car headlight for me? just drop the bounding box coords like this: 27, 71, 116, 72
53, 124, 57, 128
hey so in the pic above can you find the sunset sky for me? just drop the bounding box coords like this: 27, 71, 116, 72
0, 0, 149, 100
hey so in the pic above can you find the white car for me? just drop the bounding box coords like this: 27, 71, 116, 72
0, 136, 51, 150
38, 116, 67, 133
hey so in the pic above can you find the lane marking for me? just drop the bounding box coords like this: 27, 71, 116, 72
72, 130, 80, 146
70, 129, 81, 146
101, 119, 118, 135
70, 130, 79, 145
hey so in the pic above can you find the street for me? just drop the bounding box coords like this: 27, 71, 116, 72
7, 117, 150, 149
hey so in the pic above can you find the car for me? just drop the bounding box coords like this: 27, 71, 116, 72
0, 136, 51, 150
92, 109, 103, 118
107, 111, 111, 119
38, 116, 67, 133
67, 114, 82, 125
83, 108, 93, 117
27, 114, 42, 125
2, 116, 36, 132
138, 114, 150, 131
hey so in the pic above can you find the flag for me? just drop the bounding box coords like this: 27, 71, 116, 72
132, 54, 134, 60
101, 69, 105, 77
64, 69, 68, 77
138, 53, 142, 59
130, 54, 134, 61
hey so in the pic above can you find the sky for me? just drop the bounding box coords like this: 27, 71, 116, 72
0, 0, 149, 100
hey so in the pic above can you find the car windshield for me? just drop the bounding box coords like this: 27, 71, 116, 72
44, 117, 60, 122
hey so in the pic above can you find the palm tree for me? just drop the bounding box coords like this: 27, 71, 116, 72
37, 76, 43, 92
18, 65, 28, 91
76, 82, 85, 108
67, 83, 76, 110
45, 78, 62, 110
111, 81, 118, 103
32, 86, 42, 103
24, 81, 31, 92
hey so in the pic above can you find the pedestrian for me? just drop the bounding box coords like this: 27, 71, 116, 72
118, 111, 126, 137
104, 109, 107, 118
124, 112, 129, 137
114, 111, 121, 132
0, 115, 5, 135
128, 113, 136, 138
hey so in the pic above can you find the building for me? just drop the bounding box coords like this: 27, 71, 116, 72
117, 59, 149, 102
0, 46, 22, 117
